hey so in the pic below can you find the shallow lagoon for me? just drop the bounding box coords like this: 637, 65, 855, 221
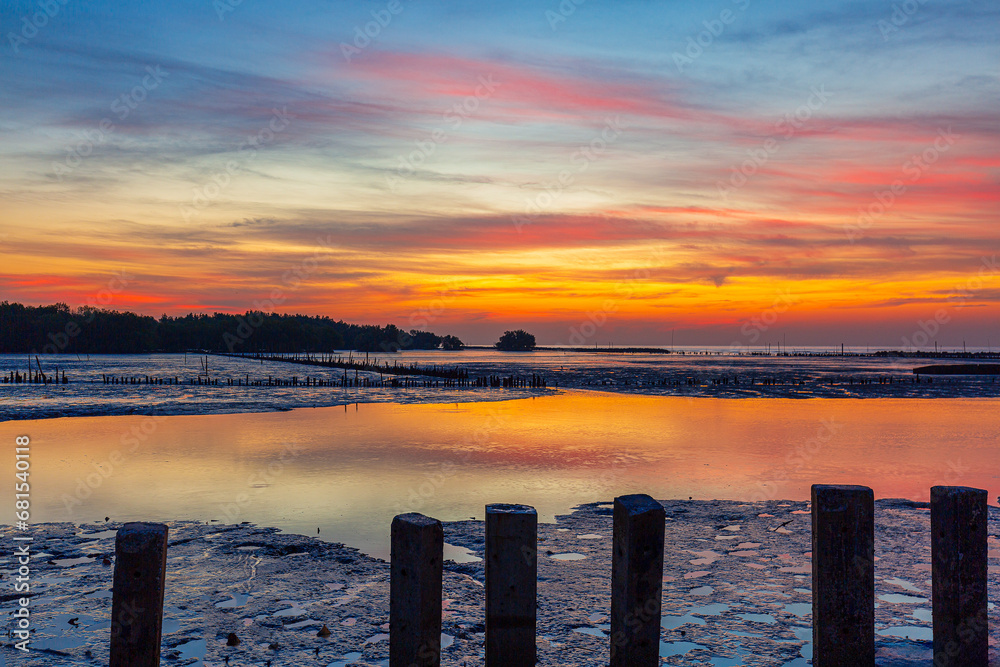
5, 391, 998, 558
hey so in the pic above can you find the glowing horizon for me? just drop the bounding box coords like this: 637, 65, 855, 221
1, 1, 998, 347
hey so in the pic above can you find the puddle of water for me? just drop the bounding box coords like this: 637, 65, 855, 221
661, 614, 706, 629
690, 585, 713, 596
911, 608, 932, 623
735, 542, 761, 549
53, 556, 94, 567
689, 603, 729, 616
778, 565, 810, 574
878, 593, 929, 604
877, 625, 933, 641
660, 641, 707, 657
727, 630, 763, 638
443, 542, 482, 563
328, 651, 363, 667
285, 618, 321, 629
274, 601, 308, 617
684, 570, 710, 579
341, 617, 357, 626
79, 530, 117, 540
363, 633, 390, 645
175, 638, 206, 665
721, 525, 741, 531
884, 576, 923, 593
216, 593, 251, 608
84, 589, 112, 599
588, 612, 606, 623
577, 533, 603, 539
550, 553, 586, 561
783, 603, 811, 617
737, 613, 776, 624
793, 587, 810, 594
574, 626, 608, 638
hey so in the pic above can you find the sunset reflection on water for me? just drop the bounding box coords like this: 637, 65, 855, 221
6, 391, 998, 558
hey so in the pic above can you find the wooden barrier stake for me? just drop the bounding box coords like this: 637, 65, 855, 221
610, 493, 665, 667
485, 503, 537, 666
110, 522, 169, 667
390, 513, 443, 667
931, 486, 988, 666
811, 484, 874, 666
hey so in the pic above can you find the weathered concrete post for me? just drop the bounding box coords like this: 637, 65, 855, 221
390, 513, 443, 667
610, 493, 665, 667
110, 522, 169, 667
931, 486, 988, 666
811, 484, 874, 666
485, 503, 537, 666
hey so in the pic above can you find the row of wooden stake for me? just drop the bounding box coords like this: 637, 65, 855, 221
108, 485, 989, 666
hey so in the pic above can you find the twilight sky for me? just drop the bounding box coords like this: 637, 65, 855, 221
1, 0, 998, 347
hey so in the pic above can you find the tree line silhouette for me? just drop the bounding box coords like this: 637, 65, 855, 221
0, 302, 464, 354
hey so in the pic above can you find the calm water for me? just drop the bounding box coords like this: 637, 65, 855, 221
4, 391, 997, 559
3, 349, 1000, 420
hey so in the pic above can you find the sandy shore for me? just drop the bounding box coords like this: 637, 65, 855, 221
2, 499, 998, 666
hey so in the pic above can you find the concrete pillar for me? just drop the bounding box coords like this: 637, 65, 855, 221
390, 513, 443, 667
811, 484, 874, 667
931, 486, 988, 666
485, 503, 537, 666
610, 494, 665, 667
110, 522, 169, 667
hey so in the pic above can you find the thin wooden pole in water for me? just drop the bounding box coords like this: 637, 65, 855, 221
811, 484, 874, 667
931, 486, 988, 666
610, 493, 664, 667
485, 503, 537, 667
390, 513, 443, 667
110, 522, 169, 667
